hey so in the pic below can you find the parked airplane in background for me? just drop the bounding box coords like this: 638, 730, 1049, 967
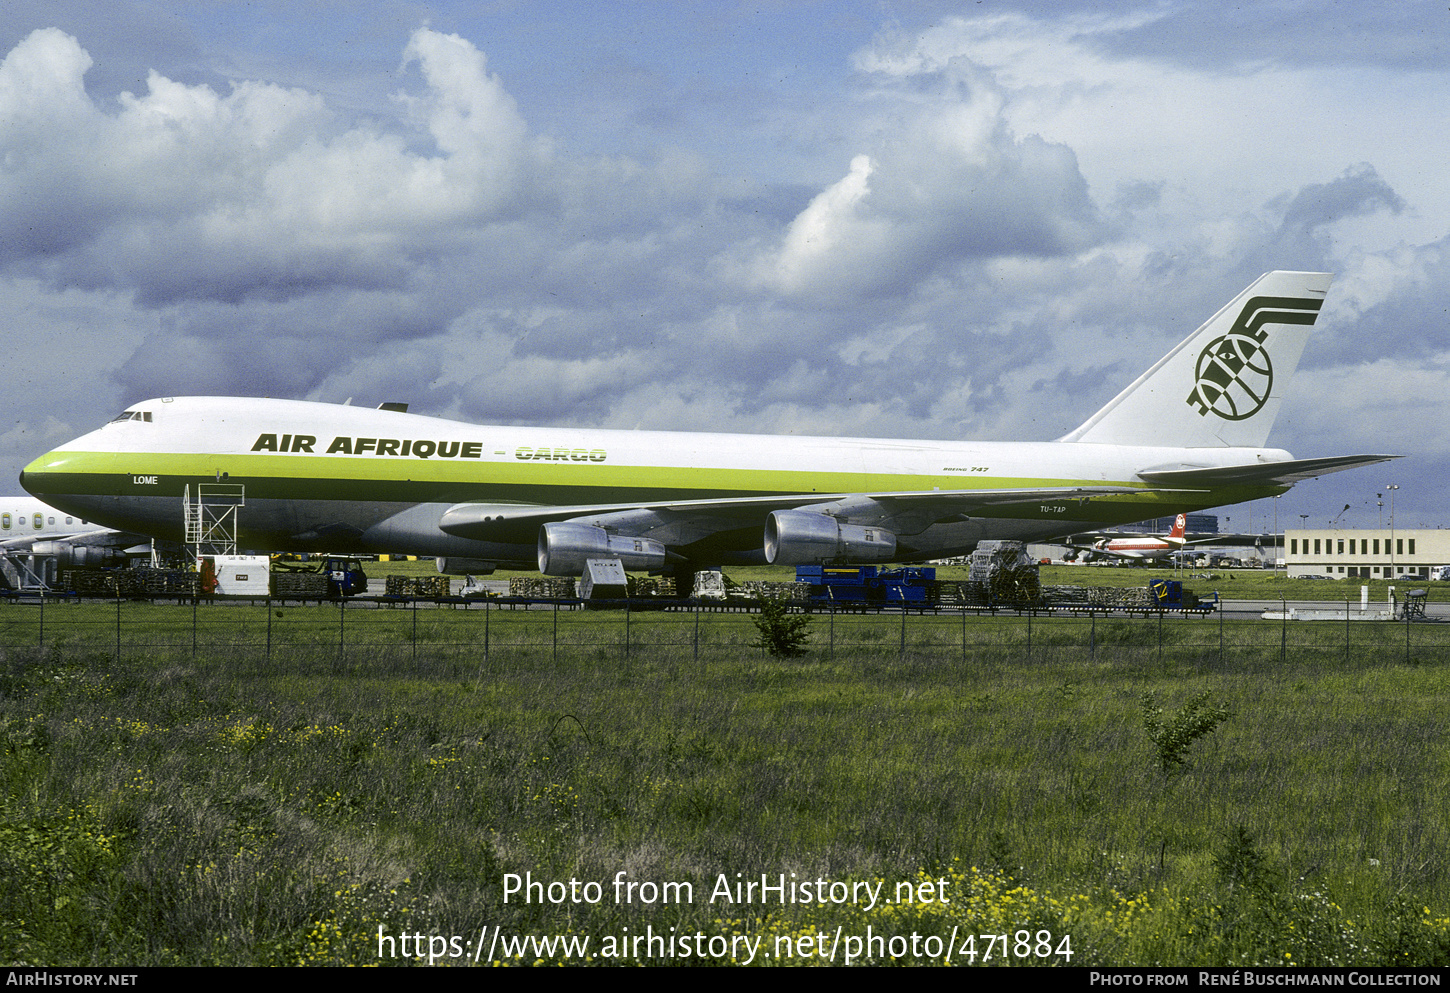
2, 496, 117, 556
20, 272, 1395, 585
0, 496, 147, 588
1066, 513, 1205, 564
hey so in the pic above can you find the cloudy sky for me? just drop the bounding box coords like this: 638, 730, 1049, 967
3, 1, 1446, 532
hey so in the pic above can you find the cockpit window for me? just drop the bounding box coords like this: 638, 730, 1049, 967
109, 410, 153, 423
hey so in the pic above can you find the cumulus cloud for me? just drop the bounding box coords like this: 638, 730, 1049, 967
763, 153, 878, 295
0, 26, 546, 307
1278, 165, 1405, 235
749, 61, 1104, 300
1282, 355, 1450, 475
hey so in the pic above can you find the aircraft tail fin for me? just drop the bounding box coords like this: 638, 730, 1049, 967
1058, 271, 1332, 448
1170, 513, 1187, 541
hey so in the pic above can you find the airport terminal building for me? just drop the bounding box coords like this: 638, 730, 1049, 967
1284, 528, 1450, 579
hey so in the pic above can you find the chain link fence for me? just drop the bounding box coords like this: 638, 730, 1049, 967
3, 594, 1446, 669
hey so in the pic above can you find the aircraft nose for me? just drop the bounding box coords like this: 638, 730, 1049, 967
19, 467, 47, 497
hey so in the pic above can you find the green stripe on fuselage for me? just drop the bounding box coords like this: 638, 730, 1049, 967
26, 449, 1115, 502
23, 449, 1283, 533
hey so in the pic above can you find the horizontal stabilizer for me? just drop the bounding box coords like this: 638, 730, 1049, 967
1136, 454, 1399, 488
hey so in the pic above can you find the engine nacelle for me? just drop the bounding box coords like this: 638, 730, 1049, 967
537, 522, 667, 576
30, 542, 124, 569
434, 557, 497, 576
763, 510, 897, 565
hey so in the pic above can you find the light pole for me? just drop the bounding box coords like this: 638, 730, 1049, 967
1386, 483, 1399, 578
1273, 495, 1280, 576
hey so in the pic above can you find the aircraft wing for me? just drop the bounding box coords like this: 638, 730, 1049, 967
0, 529, 149, 554
2, 529, 90, 551
1136, 454, 1399, 488
439, 485, 1141, 547
1061, 543, 1171, 561
1062, 530, 1218, 545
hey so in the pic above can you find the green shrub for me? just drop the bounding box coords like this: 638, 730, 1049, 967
1141, 690, 1231, 774
753, 595, 812, 657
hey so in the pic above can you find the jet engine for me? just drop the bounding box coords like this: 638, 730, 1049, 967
434, 557, 497, 576
537, 522, 667, 576
763, 510, 896, 565
30, 542, 125, 569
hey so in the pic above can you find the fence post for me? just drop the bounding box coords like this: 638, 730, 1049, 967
38, 594, 43, 649
1280, 595, 1286, 665
625, 603, 631, 659
115, 588, 122, 664
1090, 610, 1096, 660
192, 591, 199, 657
484, 600, 490, 660
339, 596, 346, 661
1026, 608, 1032, 663
899, 606, 906, 659
553, 600, 558, 664
693, 601, 699, 663
266, 596, 272, 663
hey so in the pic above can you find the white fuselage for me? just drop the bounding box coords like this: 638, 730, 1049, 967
1, 497, 106, 545
20, 396, 1287, 570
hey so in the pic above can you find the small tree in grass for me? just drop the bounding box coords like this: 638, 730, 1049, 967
754, 594, 812, 657
1140, 690, 1231, 774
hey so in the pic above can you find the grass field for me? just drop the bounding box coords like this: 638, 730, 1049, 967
3, 604, 1449, 967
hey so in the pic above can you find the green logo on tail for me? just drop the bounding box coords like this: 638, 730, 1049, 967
1186, 295, 1322, 421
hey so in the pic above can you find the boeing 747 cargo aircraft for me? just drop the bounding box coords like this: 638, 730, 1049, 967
20, 272, 1395, 583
